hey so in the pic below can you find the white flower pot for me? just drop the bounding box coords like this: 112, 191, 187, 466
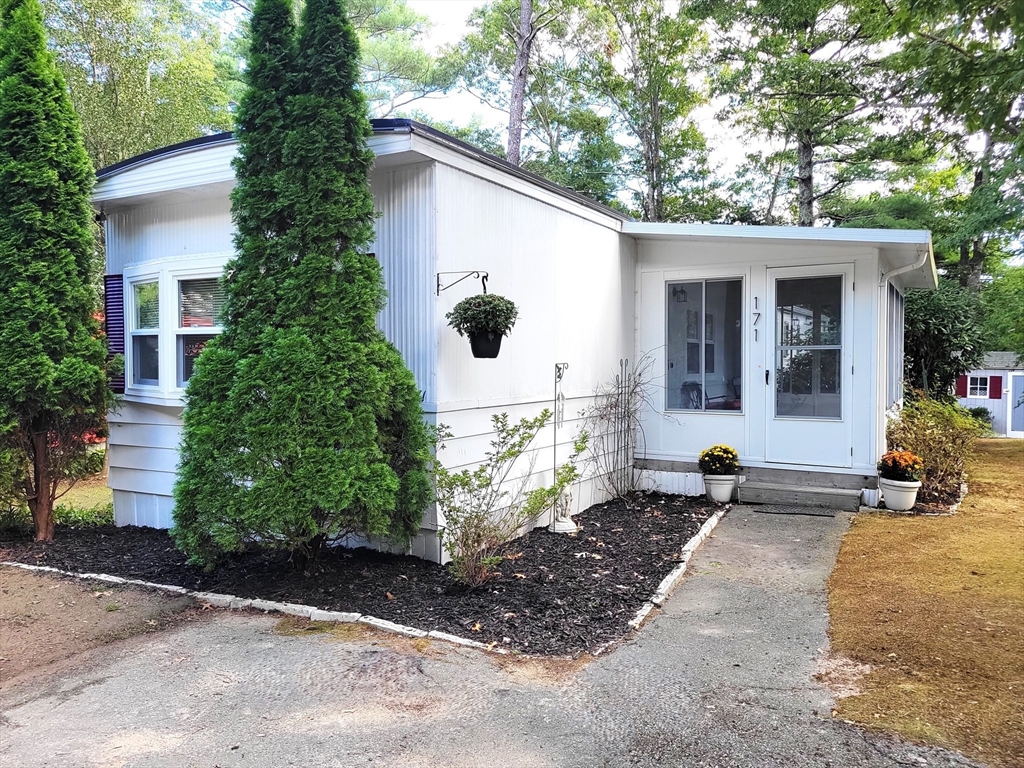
703, 474, 736, 504
878, 477, 922, 512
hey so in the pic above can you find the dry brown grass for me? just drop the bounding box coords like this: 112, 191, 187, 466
827, 439, 1024, 768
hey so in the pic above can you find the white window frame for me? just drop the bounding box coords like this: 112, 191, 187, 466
122, 253, 231, 404
968, 375, 989, 398
128, 278, 160, 388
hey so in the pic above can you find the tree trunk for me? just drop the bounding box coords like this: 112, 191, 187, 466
506, 0, 534, 167
796, 133, 814, 226
28, 431, 55, 542
958, 135, 992, 289
764, 153, 786, 225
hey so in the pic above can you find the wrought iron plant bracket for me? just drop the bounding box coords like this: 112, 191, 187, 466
436, 270, 488, 296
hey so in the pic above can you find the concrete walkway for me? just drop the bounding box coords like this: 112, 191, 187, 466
1, 507, 982, 768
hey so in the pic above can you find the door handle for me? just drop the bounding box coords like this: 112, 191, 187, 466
765, 370, 770, 386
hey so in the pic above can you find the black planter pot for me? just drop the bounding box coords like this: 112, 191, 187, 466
468, 330, 503, 358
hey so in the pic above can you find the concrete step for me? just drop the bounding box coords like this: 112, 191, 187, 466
737, 480, 861, 512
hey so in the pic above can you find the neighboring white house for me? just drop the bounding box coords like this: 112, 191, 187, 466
956, 352, 1024, 438
94, 119, 937, 561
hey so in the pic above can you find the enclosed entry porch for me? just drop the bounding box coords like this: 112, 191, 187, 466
628, 223, 937, 508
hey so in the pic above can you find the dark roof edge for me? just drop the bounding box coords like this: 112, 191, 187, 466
95, 119, 631, 223
95, 132, 236, 180
378, 118, 630, 222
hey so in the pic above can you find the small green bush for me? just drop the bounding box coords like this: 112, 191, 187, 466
887, 397, 984, 498
434, 410, 587, 587
965, 406, 993, 427
0, 501, 112, 534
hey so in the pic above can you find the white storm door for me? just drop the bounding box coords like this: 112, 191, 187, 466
766, 265, 854, 468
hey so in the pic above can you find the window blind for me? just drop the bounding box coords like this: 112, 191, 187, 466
179, 278, 226, 328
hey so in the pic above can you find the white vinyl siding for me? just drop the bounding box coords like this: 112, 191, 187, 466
886, 282, 905, 407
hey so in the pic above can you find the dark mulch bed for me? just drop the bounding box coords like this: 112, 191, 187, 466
0, 493, 715, 656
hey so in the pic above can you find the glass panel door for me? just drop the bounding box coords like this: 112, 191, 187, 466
775, 276, 843, 419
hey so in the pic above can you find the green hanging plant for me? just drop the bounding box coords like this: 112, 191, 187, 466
446, 293, 519, 337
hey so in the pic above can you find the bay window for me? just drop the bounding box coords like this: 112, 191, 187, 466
120, 254, 230, 400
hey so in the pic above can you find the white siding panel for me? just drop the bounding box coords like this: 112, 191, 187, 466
107, 422, 183, 450
106, 197, 234, 273
109, 401, 184, 426
107, 444, 179, 474
113, 490, 175, 529
108, 467, 176, 497
433, 163, 632, 408
641, 470, 706, 496
371, 163, 436, 403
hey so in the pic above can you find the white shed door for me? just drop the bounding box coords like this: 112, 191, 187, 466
766, 265, 854, 468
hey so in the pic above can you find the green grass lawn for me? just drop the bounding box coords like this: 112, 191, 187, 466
57, 473, 113, 510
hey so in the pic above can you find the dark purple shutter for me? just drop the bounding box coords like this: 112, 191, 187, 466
989, 376, 1002, 399
104, 275, 125, 394
955, 375, 968, 398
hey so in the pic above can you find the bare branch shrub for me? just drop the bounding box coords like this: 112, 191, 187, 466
434, 410, 587, 587
581, 354, 658, 498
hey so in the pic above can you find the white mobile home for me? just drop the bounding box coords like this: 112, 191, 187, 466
94, 119, 937, 560
956, 353, 1024, 438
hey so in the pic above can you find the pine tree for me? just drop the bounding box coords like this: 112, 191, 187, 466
173, 0, 431, 568
0, 0, 114, 541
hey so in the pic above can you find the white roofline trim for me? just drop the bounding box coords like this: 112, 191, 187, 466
622, 221, 932, 245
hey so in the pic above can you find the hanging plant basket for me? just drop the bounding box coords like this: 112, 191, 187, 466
446, 293, 518, 359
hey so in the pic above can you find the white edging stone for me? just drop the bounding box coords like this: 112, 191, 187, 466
191, 592, 236, 608
628, 601, 656, 630
3, 505, 732, 654
427, 630, 491, 650
310, 609, 361, 623
0, 560, 490, 652
358, 615, 428, 638
627, 504, 731, 629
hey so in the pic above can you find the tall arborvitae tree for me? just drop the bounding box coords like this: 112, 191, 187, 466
173, 0, 431, 568
0, 0, 114, 541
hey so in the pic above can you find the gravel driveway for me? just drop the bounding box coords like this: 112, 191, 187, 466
0, 506, 983, 768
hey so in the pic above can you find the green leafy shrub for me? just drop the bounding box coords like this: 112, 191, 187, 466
0, 501, 112, 534
445, 293, 519, 337
887, 397, 983, 498
434, 410, 587, 587
698, 444, 739, 475
904, 279, 985, 397
965, 406, 993, 428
